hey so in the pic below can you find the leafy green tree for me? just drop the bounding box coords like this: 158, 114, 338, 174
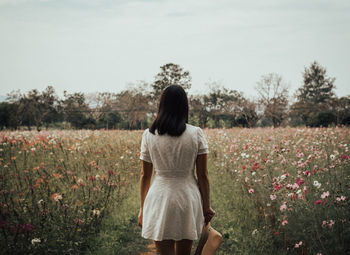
152, 63, 191, 98
292, 61, 336, 126
62, 91, 90, 129
203, 84, 246, 128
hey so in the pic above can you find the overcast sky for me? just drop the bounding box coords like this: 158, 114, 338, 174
0, 0, 349, 100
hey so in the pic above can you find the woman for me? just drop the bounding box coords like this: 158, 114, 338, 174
138, 85, 215, 255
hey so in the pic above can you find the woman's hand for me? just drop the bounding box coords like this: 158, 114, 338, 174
138, 209, 143, 228
204, 207, 216, 224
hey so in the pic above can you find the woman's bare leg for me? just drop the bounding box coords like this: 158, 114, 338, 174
154, 240, 175, 255
175, 239, 193, 255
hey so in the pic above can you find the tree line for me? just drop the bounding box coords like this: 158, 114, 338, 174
0, 61, 349, 131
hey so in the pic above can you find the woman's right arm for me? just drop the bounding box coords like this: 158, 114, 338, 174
196, 154, 215, 224
138, 160, 153, 228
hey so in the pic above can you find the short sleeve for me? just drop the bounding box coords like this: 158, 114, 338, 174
197, 127, 209, 155
140, 129, 152, 163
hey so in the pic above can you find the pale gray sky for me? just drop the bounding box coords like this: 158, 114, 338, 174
0, 0, 349, 100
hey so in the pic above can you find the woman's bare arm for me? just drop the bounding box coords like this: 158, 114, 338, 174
138, 160, 153, 227
196, 154, 215, 223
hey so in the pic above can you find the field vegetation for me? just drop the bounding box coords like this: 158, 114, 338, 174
0, 127, 349, 254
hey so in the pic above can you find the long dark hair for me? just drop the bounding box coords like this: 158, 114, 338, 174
149, 85, 189, 136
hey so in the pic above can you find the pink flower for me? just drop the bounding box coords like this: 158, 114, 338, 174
314, 199, 323, 205
281, 220, 288, 226
316, 253, 322, 255
248, 188, 254, 194
292, 183, 299, 189
322, 220, 327, 227
296, 178, 304, 186
295, 241, 303, 248
270, 194, 276, 200
328, 220, 335, 228
321, 191, 329, 199
280, 202, 287, 211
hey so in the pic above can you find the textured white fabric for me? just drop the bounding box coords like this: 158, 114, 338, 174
140, 124, 209, 241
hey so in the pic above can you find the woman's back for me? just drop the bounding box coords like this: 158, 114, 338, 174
140, 124, 208, 178
140, 123, 209, 241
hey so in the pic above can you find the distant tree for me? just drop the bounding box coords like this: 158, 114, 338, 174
115, 82, 152, 129
41, 86, 61, 129
292, 61, 336, 126
333, 95, 350, 125
86, 92, 117, 128
204, 83, 246, 128
0, 102, 17, 130
62, 91, 90, 129
237, 98, 259, 128
152, 63, 191, 98
188, 94, 209, 127
255, 73, 289, 127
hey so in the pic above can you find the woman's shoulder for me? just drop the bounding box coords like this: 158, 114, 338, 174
185, 124, 203, 135
185, 123, 202, 131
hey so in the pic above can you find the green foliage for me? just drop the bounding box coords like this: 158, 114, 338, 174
151, 63, 192, 98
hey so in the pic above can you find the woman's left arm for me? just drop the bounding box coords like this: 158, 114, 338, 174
138, 160, 153, 228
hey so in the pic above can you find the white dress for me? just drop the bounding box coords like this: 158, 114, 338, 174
139, 124, 209, 241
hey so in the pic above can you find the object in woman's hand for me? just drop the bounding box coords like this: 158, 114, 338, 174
194, 223, 222, 255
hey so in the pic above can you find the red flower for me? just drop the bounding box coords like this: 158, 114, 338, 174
314, 199, 323, 205
296, 178, 304, 186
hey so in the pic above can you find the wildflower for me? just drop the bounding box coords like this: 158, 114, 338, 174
328, 220, 335, 228
321, 191, 329, 199
313, 181, 321, 189
31, 238, 41, 245
245, 177, 249, 183
314, 199, 323, 205
71, 185, 78, 189
92, 208, 100, 217
292, 183, 299, 189
280, 174, 287, 180
280, 202, 287, 211
248, 188, 254, 194
51, 193, 62, 202
330, 154, 335, 160
37, 199, 44, 205
336, 196, 346, 201
322, 220, 327, 227
270, 194, 276, 200
252, 229, 258, 235
281, 220, 288, 226
295, 241, 303, 248
296, 178, 304, 186
108, 170, 115, 176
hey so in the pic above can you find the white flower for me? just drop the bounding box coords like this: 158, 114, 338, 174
296, 189, 301, 194
37, 199, 44, 205
330, 154, 335, 160
280, 174, 286, 180
31, 238, 41, 245
313, 180, 321, 189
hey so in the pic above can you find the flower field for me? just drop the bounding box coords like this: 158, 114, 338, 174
0, 127, 349, 254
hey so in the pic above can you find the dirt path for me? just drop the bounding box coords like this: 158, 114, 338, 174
139, 241, 157, 255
